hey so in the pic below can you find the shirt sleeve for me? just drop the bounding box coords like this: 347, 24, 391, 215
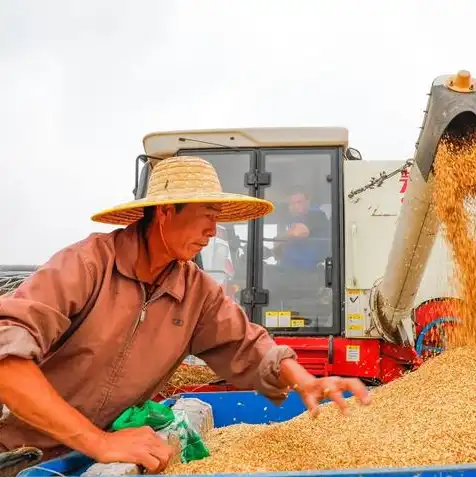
307, 209, 330, 237
189, 277, 297, 403
0, 246, 96, 363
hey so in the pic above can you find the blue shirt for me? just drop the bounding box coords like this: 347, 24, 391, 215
280, 207, 330, 270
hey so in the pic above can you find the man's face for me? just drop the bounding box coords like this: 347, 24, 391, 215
289, 193, 309, 216
151, 203, 220, 261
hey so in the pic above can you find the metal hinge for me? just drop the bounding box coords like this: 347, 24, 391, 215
241, 288, 269, 306
245, 171, 271, 188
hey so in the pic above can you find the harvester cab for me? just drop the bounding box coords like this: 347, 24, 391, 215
135, 128, 347, 337
134, 70, 476, 386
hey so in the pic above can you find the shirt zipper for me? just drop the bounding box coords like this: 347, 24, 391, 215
94, 283, 168, 419
131, 305, 147, 336
130, 284, 164, 338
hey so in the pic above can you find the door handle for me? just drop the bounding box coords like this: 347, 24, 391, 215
325, 257, 333, 287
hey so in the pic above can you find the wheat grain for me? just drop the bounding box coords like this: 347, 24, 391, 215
162, 364, 218, 397
166, 347, 476, 474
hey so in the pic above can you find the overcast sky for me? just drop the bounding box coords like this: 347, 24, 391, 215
1, 0, 475, 264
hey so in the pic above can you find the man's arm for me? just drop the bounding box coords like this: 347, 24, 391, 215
190, 275, 371, 413
0, 247, 95, 363
0, 357, 173, 471
0, 356, 106, 454
307, 209, 331, 238
0, 246, 174, 472
190, 279, 297, 402
0, 246, 105, 453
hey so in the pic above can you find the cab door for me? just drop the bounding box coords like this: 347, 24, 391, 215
255, 147, 343, 336
175, 149, 258, 318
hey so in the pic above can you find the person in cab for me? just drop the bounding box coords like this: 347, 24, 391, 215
274, 188, 331, 270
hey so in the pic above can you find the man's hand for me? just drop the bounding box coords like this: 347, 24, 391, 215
279, 359, 371, 417
0, 358, 174, 474
92, 426, 174, 474
294, 375, 371, 417
287, 223, 310, 238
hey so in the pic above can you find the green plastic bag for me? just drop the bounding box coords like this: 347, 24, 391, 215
163, 409, 210, 463
111, 400, 210, 464
111, 401, 174, 432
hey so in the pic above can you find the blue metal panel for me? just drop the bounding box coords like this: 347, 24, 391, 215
17, 451, 93, 476
18, 391, 476, 477
163, 390, 310, 427
171, 466, 476, 477
18, 458, 476, 477
165, 465, 476, 477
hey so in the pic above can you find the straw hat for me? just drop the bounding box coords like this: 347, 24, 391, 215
91, 156, 274, 225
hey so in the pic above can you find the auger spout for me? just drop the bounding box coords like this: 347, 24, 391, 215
371, 70, 476, 345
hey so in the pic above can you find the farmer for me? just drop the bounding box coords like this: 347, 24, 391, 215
0, 156, 370, 474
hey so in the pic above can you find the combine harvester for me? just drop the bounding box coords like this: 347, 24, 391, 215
153, 69, 476, 393
20, 70, 476, 476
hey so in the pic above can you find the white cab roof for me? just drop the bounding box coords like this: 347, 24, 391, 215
142, 127, 348, 161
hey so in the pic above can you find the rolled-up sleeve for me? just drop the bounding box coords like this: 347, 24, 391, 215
190, 281, 297, 402
0, 326, 42, 361
0, 246, 96, 363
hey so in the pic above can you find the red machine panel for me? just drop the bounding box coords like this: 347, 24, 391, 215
331, 338, 380, 378
156, 335, 422, 399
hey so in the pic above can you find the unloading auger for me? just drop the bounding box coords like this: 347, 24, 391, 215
371, 70, 476, 345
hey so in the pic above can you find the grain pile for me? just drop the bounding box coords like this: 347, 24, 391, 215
166, 347, 476, 474
164, 137, 476, 474
163, 364, 218, 397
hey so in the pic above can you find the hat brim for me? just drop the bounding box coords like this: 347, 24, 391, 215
91, 192, 274, 226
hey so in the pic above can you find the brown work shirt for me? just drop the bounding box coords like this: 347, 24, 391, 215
0, 222, 296, 455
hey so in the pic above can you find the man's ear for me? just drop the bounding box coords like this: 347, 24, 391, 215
153, 205, 165, 225
156, 205, 174, 224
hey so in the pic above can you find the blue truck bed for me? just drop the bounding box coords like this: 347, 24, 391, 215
18, 391, 476, 477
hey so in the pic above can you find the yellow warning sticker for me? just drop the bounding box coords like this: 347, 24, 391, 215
346, 345, 360, 362
265, 311, 296, 327
291, 319, 305, 328
265, 311, 278, 328
279, 311, 292, 327
347, 313, 364, 330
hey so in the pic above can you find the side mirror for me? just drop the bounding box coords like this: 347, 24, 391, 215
345, 147, 362, 161
133, 156, 152, 199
